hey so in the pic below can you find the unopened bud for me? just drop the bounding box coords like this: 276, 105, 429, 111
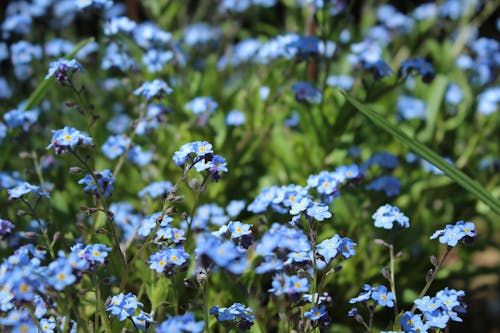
19, 152, 33, 159
430, 255, 438, 267
381, 267, 390, 280
17, 210, 28, 216
69, 167, 83, 174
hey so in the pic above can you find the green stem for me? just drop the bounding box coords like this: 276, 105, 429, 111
411, 247, 452, 313
203, 273, 210, 332
21, 198, 55, 258
389, 243, 399, 318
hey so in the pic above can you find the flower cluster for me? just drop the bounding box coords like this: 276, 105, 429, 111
403, 288, 467, 331
45, 58, 83, 85
78, 169, 115, 197
372, 204, 410, 229
46, 126, 93, 155
134, 79, 173, 101
210, 303, 255, 331
195, 232, 247, 274
105, 292, 143, 321
156, 312, 204, 333
430, 221, 476, 246
349, 284, 395, 308
172, 141, 228, 182
399, 58, 435, 83
7, 181, 49, 200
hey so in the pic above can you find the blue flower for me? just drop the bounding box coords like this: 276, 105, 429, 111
134, 79, 173, 100
363, 60, 392, 80
400, 311, 428, 333
45, 58, 83, 85
397, 96, 426, 120
47, 127, 93, 154
0, 218, 15, 239
132, 311, 154, 330
339, 237, 356, 258
149, 247, 190, 274
317, 235, 341, 262
8, 182, 49, 200
372, 285, 395, 307
372, 204, 410, 229
105, 293, 143, 321
290, 197, 310, 215
477, 86, 500, 115
399, 58, 435, 83
226, 200, 246, 217
104, 16, 137, 36
126, 146, 153, 166
211, 303, 255, 329
138, 181, 173, 198
445, 83, 463, 106
268, 273, 309, 295
306, 202, 332, 221
142, 49, 174, 73
366, 175, 400, 197
226, 110, 246, 126
292, 81, 322, 103
185, 97, 218, 115
430, 221, 475, 246
46, 258, 76, 291
101, 135, 131, 159
305, 305, 327, 320
76, 0, 113, 9
156, 312, 204, 333
78, 169, 115, 197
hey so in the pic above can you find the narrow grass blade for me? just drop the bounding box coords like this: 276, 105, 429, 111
343, 92, 500, 215
23, 37, 95, 111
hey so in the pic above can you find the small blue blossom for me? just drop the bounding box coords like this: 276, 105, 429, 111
445, 83, 463, 106
185, 97, 218, 115
477, 86, 500, 115
8, 182, 49, 200
292, 81, 322, 103
76, 0, 113, 9
317, 234, 341, 262
363, 60, 392, 80
372, 204, 410, 229
105, 293, 143, 321
104, 16, 136, 36
101, 135, 131, 159
156, 312, 204, 333
268, 273, 310, 295
132, 311, 154, 330
134, 79, 173, 101
397, 95, 426, 120
305, 305, 327, 320
149, 247, 190, 274
47, 127, 93, 154
226, 110, 246, 126
45, 58, 83, 85
430, 221, 475, 246
400, 58, 435, 83
371, 285, 395, 307
226, 200, 246, 217
138, 181, 173, 199
211, 303, 255, 330
366, 175, 400, 197
78, 169, 115, 197
306, 202, 332, 221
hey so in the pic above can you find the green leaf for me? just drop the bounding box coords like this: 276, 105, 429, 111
342, 92, 500, 215
23, 37, 95, 111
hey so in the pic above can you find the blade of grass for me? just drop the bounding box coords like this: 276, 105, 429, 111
23, 37, 95, 111
342, 92, 500, 215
